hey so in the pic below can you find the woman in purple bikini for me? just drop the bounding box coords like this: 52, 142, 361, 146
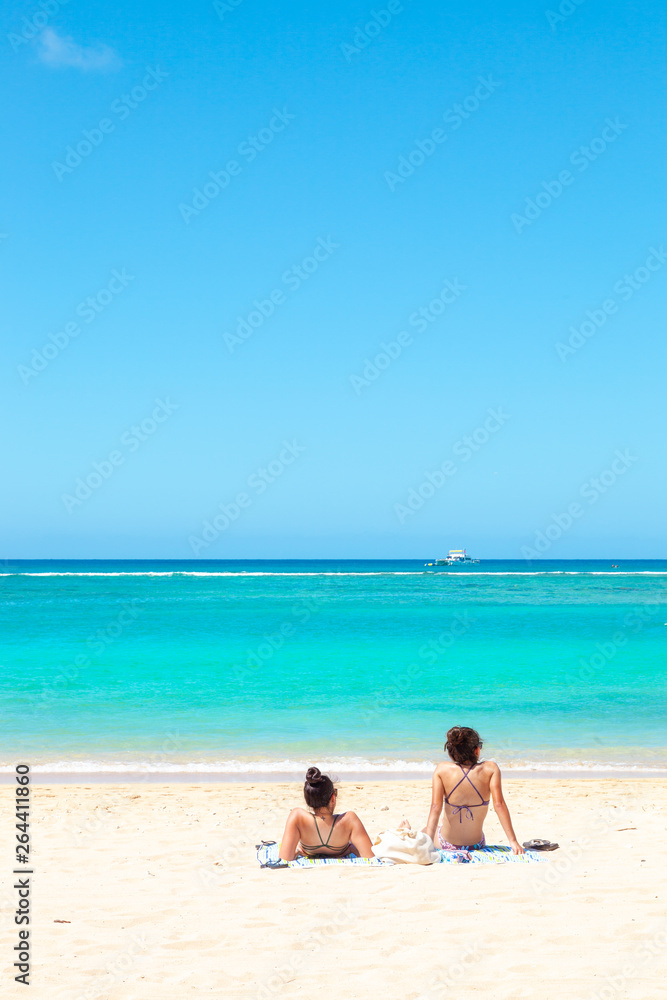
423, 726, 525, 855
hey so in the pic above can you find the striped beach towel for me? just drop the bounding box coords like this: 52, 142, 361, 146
257, 842, 388, 867
257, 842, 546, 867
436, 845, 547, 864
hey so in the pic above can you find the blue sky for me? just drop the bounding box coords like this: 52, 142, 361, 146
2, 0, 665, 558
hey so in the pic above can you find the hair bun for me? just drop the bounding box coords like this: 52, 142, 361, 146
303, 767, 335, 809
445, 725, 483, 765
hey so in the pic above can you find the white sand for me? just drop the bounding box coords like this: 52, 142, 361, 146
1, 779, 666, 999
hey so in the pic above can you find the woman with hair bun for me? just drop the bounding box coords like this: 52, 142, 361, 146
279, 767, 375, 861
423, 726, 524, 854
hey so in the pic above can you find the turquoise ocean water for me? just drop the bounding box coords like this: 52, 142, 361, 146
2, 560, 666, 774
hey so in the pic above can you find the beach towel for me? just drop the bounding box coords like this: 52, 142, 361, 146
257, 842, 389, 868
257, 841, 546, 868
436, 845, 548, 864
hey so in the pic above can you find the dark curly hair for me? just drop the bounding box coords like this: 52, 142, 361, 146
445, 726, 483, 766
303, 767, 335, 810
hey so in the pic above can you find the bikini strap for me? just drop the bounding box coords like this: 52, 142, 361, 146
443, 766, 469, 802
443, 765, 489, 818
460, 765, 487, 804
323, 815, 338, 846
314, 813, 338, 847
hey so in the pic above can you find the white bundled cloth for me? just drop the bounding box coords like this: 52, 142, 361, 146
372, 828, 440, 865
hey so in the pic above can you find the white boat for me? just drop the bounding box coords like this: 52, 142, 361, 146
425, 548, 480, 568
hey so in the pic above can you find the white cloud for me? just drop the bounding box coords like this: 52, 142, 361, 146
36, 28, 122, 72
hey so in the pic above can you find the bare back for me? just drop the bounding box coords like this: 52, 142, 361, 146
434, 760, 494, 846
295, 809, 354, 856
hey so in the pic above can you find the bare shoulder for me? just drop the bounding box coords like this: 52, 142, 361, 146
433, 761, 459, 785
480, 760, 501, 782
340, 810, 366, 831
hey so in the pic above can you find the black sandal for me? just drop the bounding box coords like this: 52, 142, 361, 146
523, 839, 559, 851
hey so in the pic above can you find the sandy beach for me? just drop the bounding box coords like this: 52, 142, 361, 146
2, 778, 665, 999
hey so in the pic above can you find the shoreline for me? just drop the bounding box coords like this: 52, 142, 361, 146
3, 767, 667, 783
4, 753, 667, 776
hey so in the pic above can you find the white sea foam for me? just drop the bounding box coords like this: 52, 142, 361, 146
1, 757, 665, 774
0, 571, 417, 577
2, 571, 667, 578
